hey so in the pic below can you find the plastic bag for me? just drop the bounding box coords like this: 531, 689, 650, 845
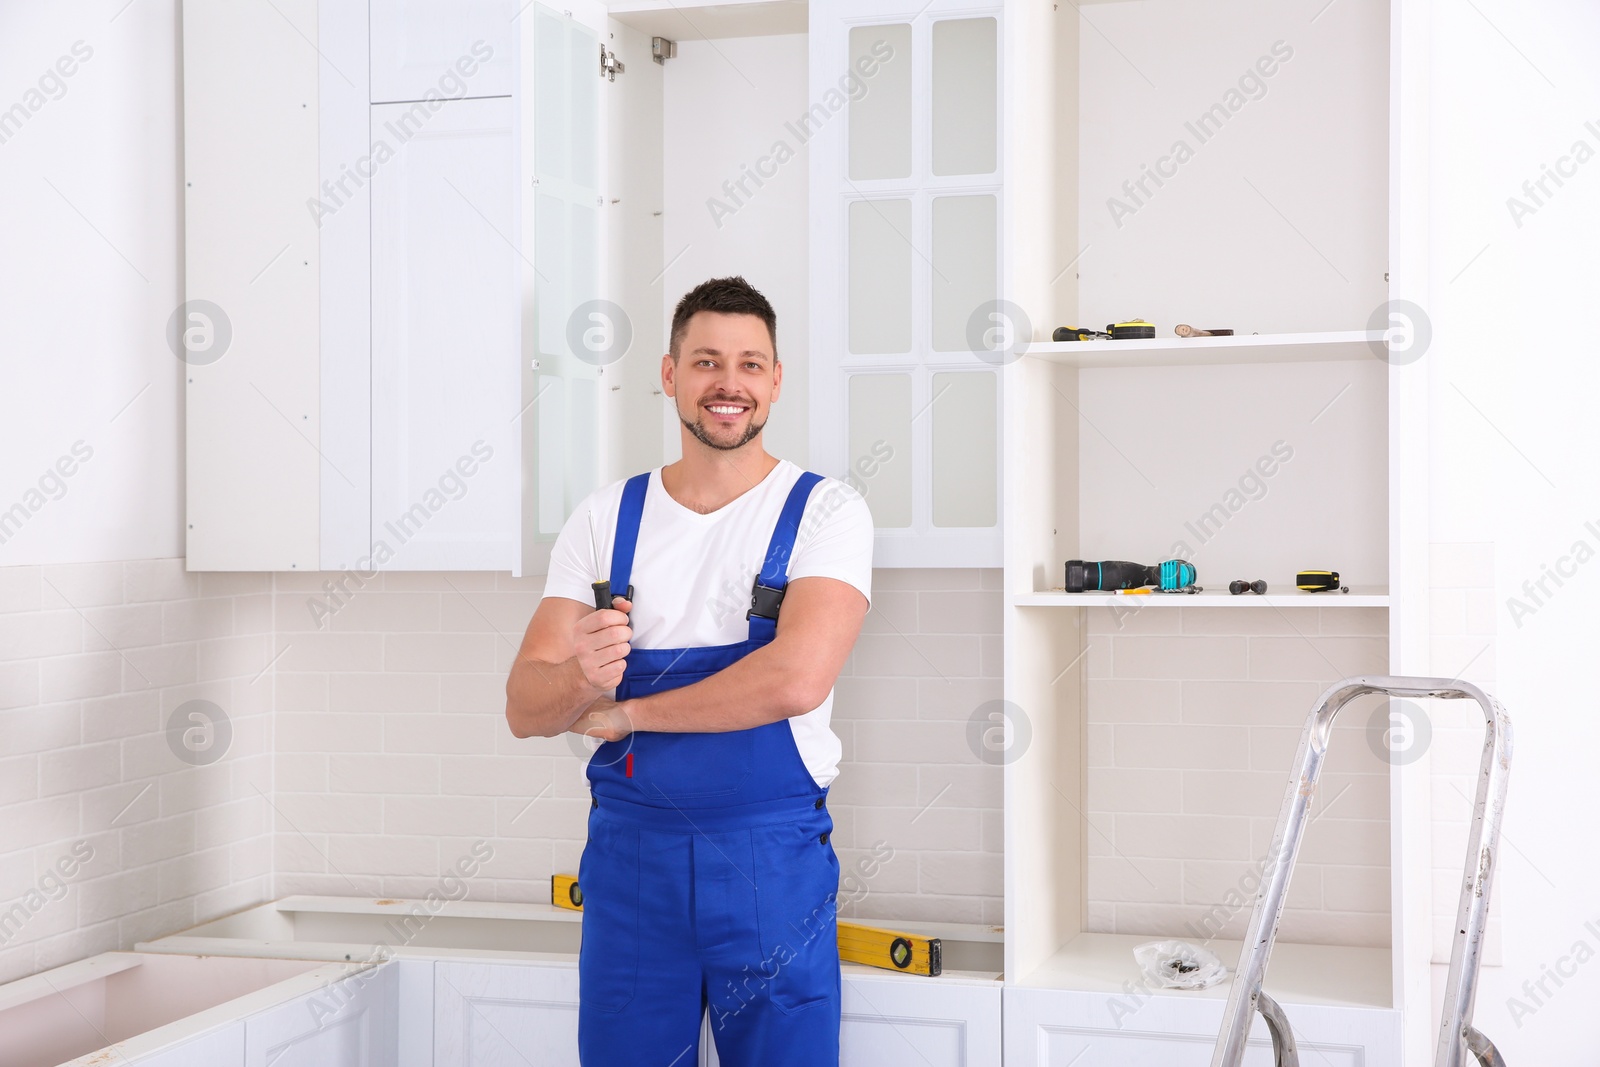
1132, 939, 1228, 990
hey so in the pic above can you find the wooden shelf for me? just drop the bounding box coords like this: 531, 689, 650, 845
1018, 932, 1391, 1010
1022, 330, 1387, 369
1010, 586, 1389, 608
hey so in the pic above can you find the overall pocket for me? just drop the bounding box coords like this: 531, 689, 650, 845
752, 812, 841, 1014
631, 729, 755, 801
576, 810, 639, 1012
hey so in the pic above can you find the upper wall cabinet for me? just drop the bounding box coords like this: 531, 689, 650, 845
369, 0, 515, 102
809, 0, 1005, 568
183, 0, 603, 573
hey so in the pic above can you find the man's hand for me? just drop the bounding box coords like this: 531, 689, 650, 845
568, 696, 636, 744
574, 596, 633, 692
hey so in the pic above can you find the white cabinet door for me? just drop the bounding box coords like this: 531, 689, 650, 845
1004, 986, 1401, 1067
433, 960, 580, 1066
370, 94, 519, 570
809, 0, 1005, 568
370, 0, 514, 103
130, 1023, 245, 1067
397, 959, 436, 1067
702, 973, 1001, 1067
515, 2, 607, 574
243, 964, 398, 1067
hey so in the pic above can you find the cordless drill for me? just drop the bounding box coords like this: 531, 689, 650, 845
1065, 559, 1197, 592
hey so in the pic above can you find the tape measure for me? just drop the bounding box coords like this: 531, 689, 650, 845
1108, 319, 1155, 339
1296, 570, 1347, 592
551, 875, 944, 976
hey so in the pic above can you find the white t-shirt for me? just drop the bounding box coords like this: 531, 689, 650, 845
541, 458, 874, 788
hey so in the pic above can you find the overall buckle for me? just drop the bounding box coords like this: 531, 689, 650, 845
748, 582, 786, 621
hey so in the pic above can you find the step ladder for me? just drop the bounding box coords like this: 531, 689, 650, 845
1210, 676, 1513, 1067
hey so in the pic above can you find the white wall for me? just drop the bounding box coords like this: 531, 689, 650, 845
0, 0, 185, 566
1421, 2, 1600, 1059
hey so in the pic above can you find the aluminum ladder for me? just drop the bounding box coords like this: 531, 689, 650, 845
1210, 676, 1512, 1067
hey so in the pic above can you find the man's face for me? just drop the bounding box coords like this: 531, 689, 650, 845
663, 311, 782, 453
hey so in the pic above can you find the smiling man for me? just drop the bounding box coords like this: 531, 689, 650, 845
505, 276, 874, 1067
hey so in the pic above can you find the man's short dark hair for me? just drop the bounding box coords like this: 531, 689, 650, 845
669, 276, 778, 363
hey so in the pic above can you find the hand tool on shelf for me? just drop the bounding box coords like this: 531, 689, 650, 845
1210, 677, 1512, 1067
1296, 570, 1348, 593
551, 875, 943, 976
1175, 324, 1235, 337
1066, 558, 1197, 593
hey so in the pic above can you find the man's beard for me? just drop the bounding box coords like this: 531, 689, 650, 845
679, 405, 765, 452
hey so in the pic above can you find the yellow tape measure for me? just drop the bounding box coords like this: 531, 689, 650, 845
551, 875, 942, 976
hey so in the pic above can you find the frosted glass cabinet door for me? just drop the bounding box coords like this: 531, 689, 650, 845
369, 0, 514, 103
517, 3, 604, 573
370, 95, 519, 570
811, 0, 1004, 567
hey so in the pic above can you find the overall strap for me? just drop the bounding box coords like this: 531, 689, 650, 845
608, 472, 651, 594
747, 471, 824, 643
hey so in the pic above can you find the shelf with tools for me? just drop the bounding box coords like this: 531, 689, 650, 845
1009, 587, 1390, 608
1025, 329, 1389, 368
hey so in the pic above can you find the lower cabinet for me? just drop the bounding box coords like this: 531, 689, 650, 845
413, 958, 1001, 1067
431, 959, 581, 1066
131, 1024, 245, 1067
1002, 986, 1402, 1067
243, 963, 399, 1067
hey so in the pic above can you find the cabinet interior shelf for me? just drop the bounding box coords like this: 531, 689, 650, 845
607, 0, 808, 39
1010, 587, 1389, 608
1024, 330, 1388, 369
1020, 932, 1391, 1010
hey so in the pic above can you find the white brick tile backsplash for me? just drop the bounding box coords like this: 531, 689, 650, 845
0, 661, 40, 710
917, 590, 1002, 634
330, 753, 441, 795
1113, 636, 1249, 679
1246, 636, 1386, 681
42, 651, 123, 701
385, 633, 499, 673
0, 610, 82, 660
39, 562, 124, 608
1115, 725, 1251, 770
85, 603, 167, 650
0, 565, 42, 613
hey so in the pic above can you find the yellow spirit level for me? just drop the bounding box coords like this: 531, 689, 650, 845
550, 875, 943, 976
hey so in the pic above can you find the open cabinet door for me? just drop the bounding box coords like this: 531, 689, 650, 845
516, 2, 610, 577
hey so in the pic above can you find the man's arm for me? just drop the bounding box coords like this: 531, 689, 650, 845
584, 575, 867, 740
505, 594, 634, 738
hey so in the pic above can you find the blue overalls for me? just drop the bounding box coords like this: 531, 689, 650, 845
576, 470, 842, 1067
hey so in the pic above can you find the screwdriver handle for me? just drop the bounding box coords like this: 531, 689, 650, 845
591, 581, 633, 612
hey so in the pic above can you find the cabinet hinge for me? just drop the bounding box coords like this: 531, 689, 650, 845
600, 44, 624, 81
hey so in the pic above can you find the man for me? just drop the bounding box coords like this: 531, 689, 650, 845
505, 276, 873, 1066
